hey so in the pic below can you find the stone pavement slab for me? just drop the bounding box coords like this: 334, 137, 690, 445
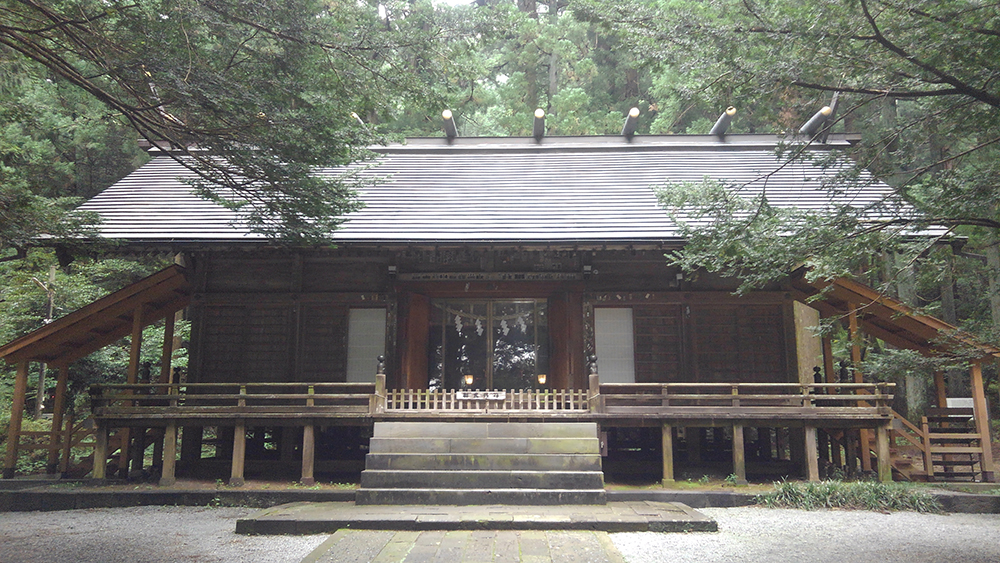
235, 501, 717, 535
300, 530, 628, 563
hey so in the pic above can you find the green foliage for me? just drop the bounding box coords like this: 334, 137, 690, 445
1, 0, 472, 242
756, 480, 942, 513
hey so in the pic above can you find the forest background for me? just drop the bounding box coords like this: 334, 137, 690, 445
1, 0, 999, 474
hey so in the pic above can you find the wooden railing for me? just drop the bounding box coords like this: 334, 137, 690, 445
595, 382, 895, 419
383, 388, 589, 413
89, 380, 894, 421
90, 382, 376, 418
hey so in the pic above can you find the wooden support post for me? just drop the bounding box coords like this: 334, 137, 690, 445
152, 428, 165, 474
821, 333, 836, 383
831, 431, 843, 468
847, 305, 873, 473
230, 421, 246, 486
845, 430, 859, 476
804, 426, 820, 482
876, 423, 892, 483
160, 422, 177, 486
46, 365, 70, 474
116, 428, 131, 478
127, 305, 144, 385
661, 423, 674, 484
970, 362, 996, 482
373, 370, 386, 414
933, 371, 948, 408
130, 427, 146, 475
280, 428, 297, 462
688, 428, 702, 464
180, 426, 203, 462
732, 424, 748, 484
92, 423, 109, 480
301, 424, 316, 486
159, 312, 176, 384
588, 372, 602, 412
3, 362, 30, 478
59, 411, 75, 475
818, 430, 830, 465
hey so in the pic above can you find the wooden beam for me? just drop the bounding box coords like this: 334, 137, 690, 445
970, 362, 996, 482
875, 423, 892, 483
230, 421, 246, 486
92, 423, 108, 480
732, 424, 747, 485
46, 365, 70, 474
0, 265, 189, 365
804, 426, 820, 482
159, 421, 177, 486
2, 362, 29, 478
301, 424, 316, 486
661, 422, 674, 484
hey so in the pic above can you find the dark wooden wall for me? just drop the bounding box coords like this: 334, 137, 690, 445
186, 248, 795, 386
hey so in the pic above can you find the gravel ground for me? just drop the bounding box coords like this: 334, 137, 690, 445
612, 507, 1000, 563
0, 506, 327, 563
2, 505, 1000, 563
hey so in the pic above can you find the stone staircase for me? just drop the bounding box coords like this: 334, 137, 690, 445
355, 421, 606, 505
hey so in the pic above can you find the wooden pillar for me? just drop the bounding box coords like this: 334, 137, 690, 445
301, 424, 316, 486
934, 371, 948, 408
152, 428, 165, 473
280, 428, 298, 462
159, 422, 177, 486
46, 365, 70, 474
180, 426, 203, 462
818, 430, 830, 465
127, 305, 144, 385
970, 362, 996, 482
3, 362, 30, 478
230, 421, 246, 486
731, 424, 747, 484
822, 333, 836, 383
661, 422, 674, 484
92, 423, 109, 480
845, 430, 859, 475
804, 426, 820, 482
159, 312, 176, 384
687, 428, 702, 464
875, 423, 892, 483
129, 428, 147, 476
831, 431, 843, 468
847, 305, 873, 472
58, 411, 76, 475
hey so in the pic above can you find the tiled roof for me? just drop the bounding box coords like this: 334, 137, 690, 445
77, 134, 895, 245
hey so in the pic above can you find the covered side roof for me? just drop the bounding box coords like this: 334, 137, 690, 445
0, 265, 191, 367
77, 134, 892, 246
791, 269, 1000, 360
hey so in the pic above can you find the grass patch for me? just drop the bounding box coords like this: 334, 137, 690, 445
756, 480, 942, 513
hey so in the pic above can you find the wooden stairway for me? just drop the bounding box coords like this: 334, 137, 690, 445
922, 408, 986, 482
355, 421, 606, 505
884, 408, 988, 482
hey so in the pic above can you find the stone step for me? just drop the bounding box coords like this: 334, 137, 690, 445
354, 488, 608, 506
360, 469, 605, 490
368, 437, 599, 455
364, 453, 603, 472
372, 421, 598, 440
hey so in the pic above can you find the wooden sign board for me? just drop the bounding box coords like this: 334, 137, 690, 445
455, 391, 506, 401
